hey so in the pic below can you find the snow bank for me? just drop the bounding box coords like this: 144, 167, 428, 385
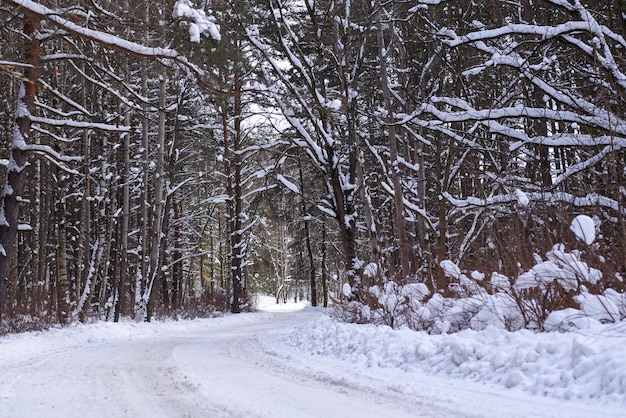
280, 314, 626, 403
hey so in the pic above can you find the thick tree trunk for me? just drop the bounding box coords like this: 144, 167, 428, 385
0, 13, 40, 317
375, 1, 410, 281
114, 107, 130, 322
356, 148, 380, 278
142, 72, 167, 321
299, 163, 317, 307
329, 161, 359, 295
227, 70, 245, 314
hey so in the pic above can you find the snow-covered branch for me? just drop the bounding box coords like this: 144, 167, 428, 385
5, 0, 221, 93
30, 116, 130, 132
443, 191, 625, 215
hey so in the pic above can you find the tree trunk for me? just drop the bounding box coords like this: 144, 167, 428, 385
142, 72, 167, 321
172, 197, 183, 310
56, 198, 70, 324
0, 12, 40, 317
321, 224, 329, 308
220, 63, 246, 314
298, 161, 317, 306
375, 1, 410, 281
136, 4, 150, 318
114, 106, 130, 322
75, 130, 91, 322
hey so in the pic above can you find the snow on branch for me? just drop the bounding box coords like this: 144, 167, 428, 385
172, 0, 221, 43
30, 116, 130, 132
440, 3, 626, 93
7, 0, 179, 58
512, 134, 626, 151
426, 98, 626, 141
552, 144, 624, 188
202, 194, 230, 204
246, 27, 336, 157
443, 191, 625, 215
242, 185, 277, 200
442, 22, 594, 48
276, 174, 300, 194
0, 60, 33, 69
11, 133, 81, 163
5, 0, 218, 92
64, 59, 147, 112
28, 149, 81, 175
37, 79, 93, 116
423, 96, 626, 160
162, 250, 210, 272
316, 203, 337, 218
381, 180, 436, 231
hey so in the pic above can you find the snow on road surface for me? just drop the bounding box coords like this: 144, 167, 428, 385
0, 297, 623, 417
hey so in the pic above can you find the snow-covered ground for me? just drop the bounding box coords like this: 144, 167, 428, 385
0, 296, 623, 417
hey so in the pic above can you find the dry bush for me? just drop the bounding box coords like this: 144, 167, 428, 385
0, 310, 56, 335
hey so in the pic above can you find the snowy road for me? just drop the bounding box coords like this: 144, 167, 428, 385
2, 311, 428, 417
0, 304, 622, 417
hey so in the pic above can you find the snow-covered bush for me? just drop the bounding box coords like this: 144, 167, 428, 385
331, 300, 372, 324
369, 281, 429, 328
512, 244, 603, 330
335, 215, 624, 334
334, 262, 525, 334
514, 244, 601, 292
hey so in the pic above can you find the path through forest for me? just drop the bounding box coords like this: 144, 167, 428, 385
0, 301, 618, 417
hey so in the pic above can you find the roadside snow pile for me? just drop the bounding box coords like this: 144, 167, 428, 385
280, 314, 626, 403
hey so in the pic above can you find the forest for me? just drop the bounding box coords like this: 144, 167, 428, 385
0, 0, 624, 334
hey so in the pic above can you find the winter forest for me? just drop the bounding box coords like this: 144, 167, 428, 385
0, 0, 625, 334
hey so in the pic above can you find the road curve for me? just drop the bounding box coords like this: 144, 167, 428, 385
0, 310, 610, 417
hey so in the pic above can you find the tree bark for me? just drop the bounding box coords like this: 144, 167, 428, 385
56, 197, 70, 324
226, 68, 245, 313
0, 12, 40, 317
298, 162, 317, 306
136, 4, 151, 319
375, 1, 411, 281
142, 72, 168, 321
114, 106, 131, 322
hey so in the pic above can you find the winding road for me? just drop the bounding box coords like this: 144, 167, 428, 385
0, 308, 610, 417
